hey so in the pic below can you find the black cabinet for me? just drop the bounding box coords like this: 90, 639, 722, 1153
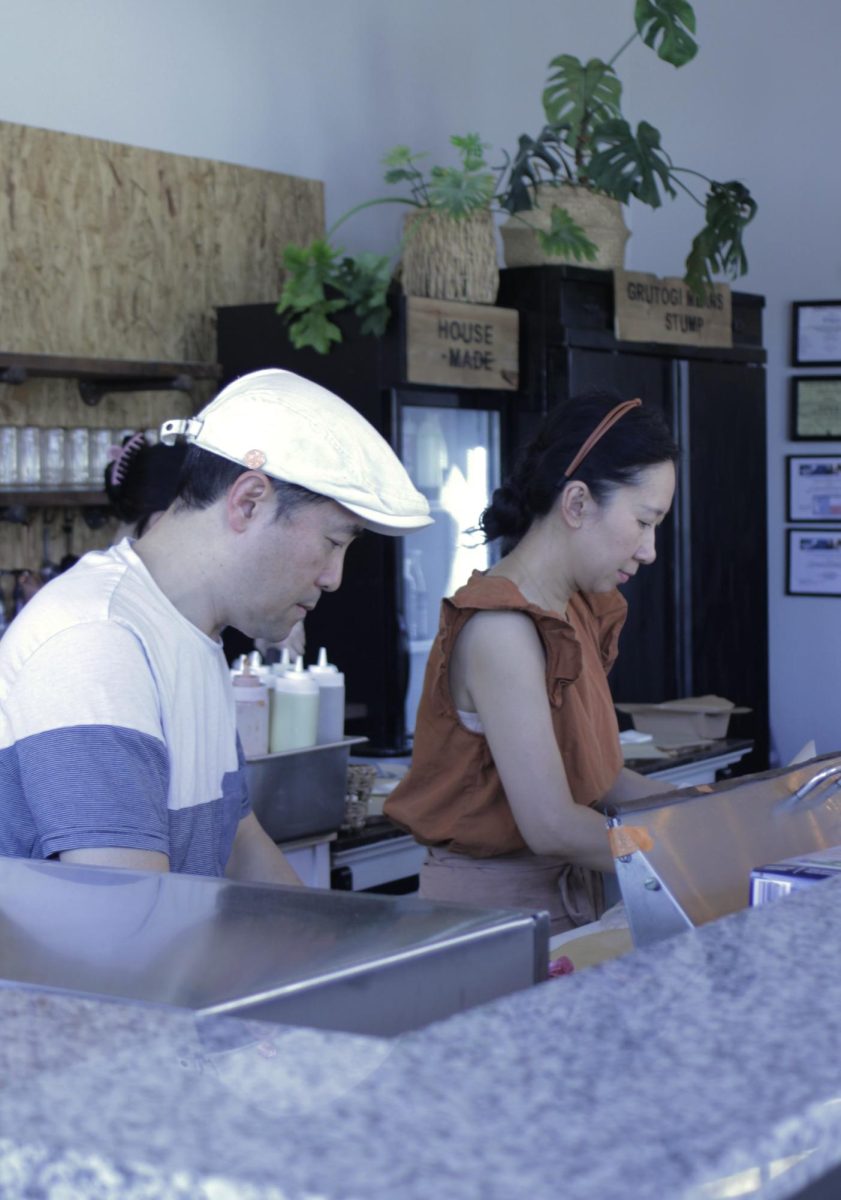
498, 266, 768, 771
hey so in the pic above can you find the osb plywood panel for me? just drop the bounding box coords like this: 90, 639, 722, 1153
0, 120, 323, 580
0, 118, 323, 361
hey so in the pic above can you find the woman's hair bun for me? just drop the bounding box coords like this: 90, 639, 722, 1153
480, 481, 530, 544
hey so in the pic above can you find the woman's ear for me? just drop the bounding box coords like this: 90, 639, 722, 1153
558, 480, 591, 529
226, 471, 273, 533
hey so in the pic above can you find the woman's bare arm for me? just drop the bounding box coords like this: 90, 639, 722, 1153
452, 610, 615, 873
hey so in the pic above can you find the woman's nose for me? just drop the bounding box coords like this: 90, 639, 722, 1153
635, 528, 657, 564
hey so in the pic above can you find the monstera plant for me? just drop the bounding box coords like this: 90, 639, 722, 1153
500, 0, 757, 294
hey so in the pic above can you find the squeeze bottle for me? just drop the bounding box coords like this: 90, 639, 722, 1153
232, 664, 269, 758
308, 647, 346, 743
269, 656, 320, 752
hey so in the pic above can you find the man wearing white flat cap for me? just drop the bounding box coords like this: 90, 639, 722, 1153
0, 369, 431, 884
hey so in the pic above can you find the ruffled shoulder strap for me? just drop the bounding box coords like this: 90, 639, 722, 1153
571, 589, 628, 672
442, 571, 584, 704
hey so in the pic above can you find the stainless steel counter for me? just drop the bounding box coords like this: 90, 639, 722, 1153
610, 750, 841, 947
0, 855, 548, 1036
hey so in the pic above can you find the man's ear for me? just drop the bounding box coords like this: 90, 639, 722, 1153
226, 471, 274, 533
558, 480, 591, 529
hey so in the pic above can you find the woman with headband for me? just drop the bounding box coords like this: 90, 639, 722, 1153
385, 391, 679, 934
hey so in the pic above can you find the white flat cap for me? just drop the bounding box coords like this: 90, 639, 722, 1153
161, 368, 432, 535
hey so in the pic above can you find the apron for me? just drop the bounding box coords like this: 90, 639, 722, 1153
420, 845, 605, 936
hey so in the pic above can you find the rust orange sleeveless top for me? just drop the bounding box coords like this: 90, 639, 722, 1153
384, 572, 627, 858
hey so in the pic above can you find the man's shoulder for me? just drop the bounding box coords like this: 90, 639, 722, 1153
0, 544, 157, 673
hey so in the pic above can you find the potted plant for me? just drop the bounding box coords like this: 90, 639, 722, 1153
277, 132, 593, 354
499, 0, 757, 295
277, 135, 512, 354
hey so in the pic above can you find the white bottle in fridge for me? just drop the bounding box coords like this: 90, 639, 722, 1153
232, 665, 269, 758
404, 549, 429, 641
269, 656, 320, 752
308, 646, 345, 744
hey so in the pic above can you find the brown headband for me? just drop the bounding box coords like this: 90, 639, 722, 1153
563, 398, 643, 479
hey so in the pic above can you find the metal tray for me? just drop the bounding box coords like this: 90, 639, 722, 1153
246, 737, 367, 842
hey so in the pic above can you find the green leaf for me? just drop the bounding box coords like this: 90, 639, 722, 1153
587, 119, 676, 206
542, 56, 622, 152
382, 145, 427, 171
277, 238, 341, 313
635, 0, 698, 67
450, 132, 489, 173
683, 180, 757, 295
286, 304, 346, 354
335, 251, 393, 335
501, 126, 573, 214
427, 165, 496, 217
533, 205, 600, 263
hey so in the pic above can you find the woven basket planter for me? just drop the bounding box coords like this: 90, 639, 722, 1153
500, 183, 630, 270
400, 209, 499, 304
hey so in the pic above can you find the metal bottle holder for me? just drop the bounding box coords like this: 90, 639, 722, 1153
608, 752, 841, 948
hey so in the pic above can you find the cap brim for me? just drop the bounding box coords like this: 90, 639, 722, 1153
340, 501, 434, 537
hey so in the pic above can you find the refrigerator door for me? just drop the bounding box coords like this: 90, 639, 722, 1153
397, 396, 502, 735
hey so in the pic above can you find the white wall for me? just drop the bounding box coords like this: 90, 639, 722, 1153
2, 0, 840, 764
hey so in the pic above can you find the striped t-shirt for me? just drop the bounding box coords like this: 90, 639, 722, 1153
0, 539, 249, 875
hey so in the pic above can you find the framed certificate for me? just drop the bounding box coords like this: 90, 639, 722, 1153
787, 455, 841, 521
791, 376, 841, 439
786, 527, 841, 596
792, 301, 841, 366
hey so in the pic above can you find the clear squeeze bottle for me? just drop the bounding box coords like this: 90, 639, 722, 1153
269, 656, 320, 752
232, 664, 269, 758
308, 647, 346, 743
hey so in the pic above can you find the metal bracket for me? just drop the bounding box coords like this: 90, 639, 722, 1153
78, 373, 194, 407
0, 367, 27, 385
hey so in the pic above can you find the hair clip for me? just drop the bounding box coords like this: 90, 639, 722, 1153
110, 432, 146, 487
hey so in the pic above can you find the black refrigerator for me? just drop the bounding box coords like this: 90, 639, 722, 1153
497, 265, 769, 772
216, 301, 514, 755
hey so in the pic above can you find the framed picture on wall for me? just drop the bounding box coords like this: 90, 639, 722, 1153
790, 376, 841, 439
787, 455, 841, 521
792, 301, 841, 366
786, 527, 841, 596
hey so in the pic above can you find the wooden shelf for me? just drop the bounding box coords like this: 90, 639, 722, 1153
0, 487, 108, 508
0, 351, 221, 406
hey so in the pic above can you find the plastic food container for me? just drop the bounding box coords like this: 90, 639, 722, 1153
615, 694, 751, 744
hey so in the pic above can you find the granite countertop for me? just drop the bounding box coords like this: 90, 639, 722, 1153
4, 877, 841, 1199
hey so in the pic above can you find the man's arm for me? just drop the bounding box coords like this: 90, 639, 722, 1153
225, 811, 303, 886
59, 847, 169, 872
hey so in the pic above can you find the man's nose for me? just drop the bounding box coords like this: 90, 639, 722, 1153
317, 552, 345, 593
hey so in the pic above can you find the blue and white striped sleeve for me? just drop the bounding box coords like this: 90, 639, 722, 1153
6, 621, 172, 859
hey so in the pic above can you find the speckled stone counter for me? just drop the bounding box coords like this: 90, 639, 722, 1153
4, 879, 841, 1199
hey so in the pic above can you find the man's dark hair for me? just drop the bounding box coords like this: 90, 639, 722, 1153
173, 445, 330, 519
